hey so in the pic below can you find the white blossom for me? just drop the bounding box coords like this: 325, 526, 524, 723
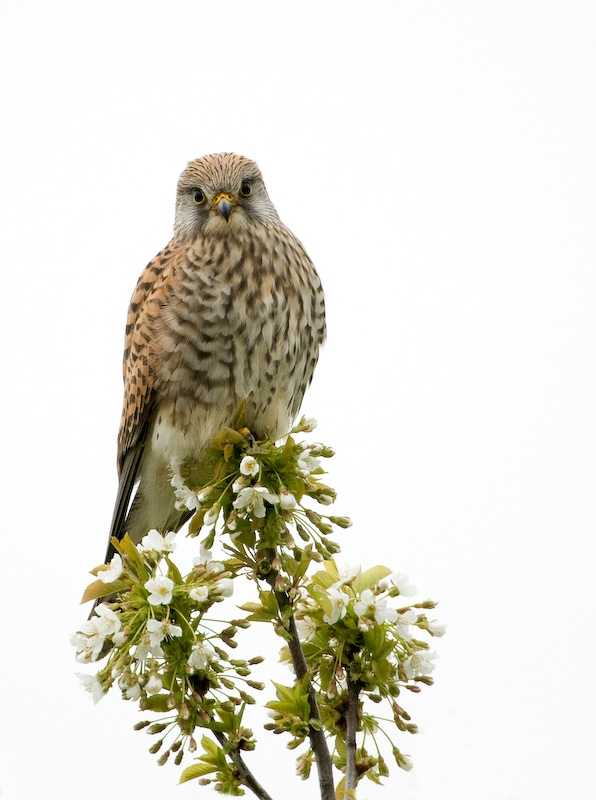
403, 649, 438, 679
323, 588, 350, 624
233, 486, 279, 518
146, 618, 183, 648
76, 673, 105, 704
232, 475, 245, 494
71, 608, 120, 663
193, 545, 224, 574
126, 682, 142, 700
94, 604, 122, 637
353, 589, 398, 624
296, 452, 322, 476
214, 577, 234, 597
300, 416, 317, 432
138, 529, 177, 554
397, 753, 413, 771
279, 487, 297, 510
189, 585, 209, 602
295, 616, 317, 641
144, 576, 174, 605
203, 504, 221, 527
145, 674, 163, 695
112, 630, 128, 647
239, 455, 259, 477
171, 473, 201, 511
391, 572, 417, 597
97, 553, 123, 583
394, 609, 418, 641
188, 639, 217, 672
133, 633, 164, 660
427, 619, 447, 637
332, 563, 360, 589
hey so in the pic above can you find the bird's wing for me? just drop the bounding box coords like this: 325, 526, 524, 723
104, 241, 180, 562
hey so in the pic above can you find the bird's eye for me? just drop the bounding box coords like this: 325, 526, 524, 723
193, 188, 206, 205
240, 180, 252, 197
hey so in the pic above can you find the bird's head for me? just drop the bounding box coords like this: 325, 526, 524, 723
174, 153, 280, 240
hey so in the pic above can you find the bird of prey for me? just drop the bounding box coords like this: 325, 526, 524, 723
104, 153, 326, 563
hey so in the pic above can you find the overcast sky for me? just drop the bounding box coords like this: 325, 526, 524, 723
1, 2, 595, 799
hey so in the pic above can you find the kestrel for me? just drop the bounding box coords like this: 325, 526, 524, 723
104, 153, 326, 562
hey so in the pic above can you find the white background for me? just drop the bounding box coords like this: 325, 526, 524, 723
1, 1, 595, 798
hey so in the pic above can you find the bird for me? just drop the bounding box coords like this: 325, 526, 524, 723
104, 153, 326, 564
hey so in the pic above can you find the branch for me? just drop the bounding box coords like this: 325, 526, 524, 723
214, 731, 274, 800
345, 678, 360, 793
274, 588, 335, 800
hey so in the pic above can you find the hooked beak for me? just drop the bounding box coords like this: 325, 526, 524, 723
213, 192, 234, 222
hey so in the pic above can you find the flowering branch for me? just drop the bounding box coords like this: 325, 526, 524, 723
73, 416, 445, 798
345, 678, 360, 794
213, 731, 274, 800
271, 586, 334, 800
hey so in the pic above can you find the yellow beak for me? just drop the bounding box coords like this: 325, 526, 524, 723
213, 192, 234, 221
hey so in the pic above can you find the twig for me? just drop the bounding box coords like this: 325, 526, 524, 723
274, 589, 335, 800
345, 678, 360, 793
214, 731, 274, 800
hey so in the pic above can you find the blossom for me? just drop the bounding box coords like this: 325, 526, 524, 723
126, 682, 142, 701
94, 604, 122, 637
171, 473, 201, 511
145, 674, 163, 695
203, 504, 220, 527
146, 618, 183, 648
71, 606, 121, 662
189, 585, 209, 602
279, 487, 297, 510
214, 577, 234, 597
97, 553, 123, 583
193, 545, 224, 574
239, 455, 259, 477
323, 588, 350, 624
427, 619, 447, 637
403, 649, 438, 679
76, 673, 105, 704
296, 451, 322, 476
353, 589, 398, 624
395, 751, 413, 771
233, 486, 279, 518
138, 529, 177, 554
133, 633, 164, 660
144, 576, 174, 605
332, 563, 360, 589
299, 415, 317, 432
391, 572, 417, 597
394, 608, 418, 641
295, 616, 317, 641
188, 639, 217, 672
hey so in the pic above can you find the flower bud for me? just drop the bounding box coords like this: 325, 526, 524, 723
203, 503, 221, 527
329, 515, 352, 529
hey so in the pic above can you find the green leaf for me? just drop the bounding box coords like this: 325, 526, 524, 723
306, 585, 332, 616
141, 693, 171, 713
352, 565, 392, 594
188, 508, 205, 535
179, 762, 216, 783
80, 578, 128, 604
211, 427, 246, 449
311, 570, 336, 590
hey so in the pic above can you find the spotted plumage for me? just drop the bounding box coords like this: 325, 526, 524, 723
105, 153, 325, 561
